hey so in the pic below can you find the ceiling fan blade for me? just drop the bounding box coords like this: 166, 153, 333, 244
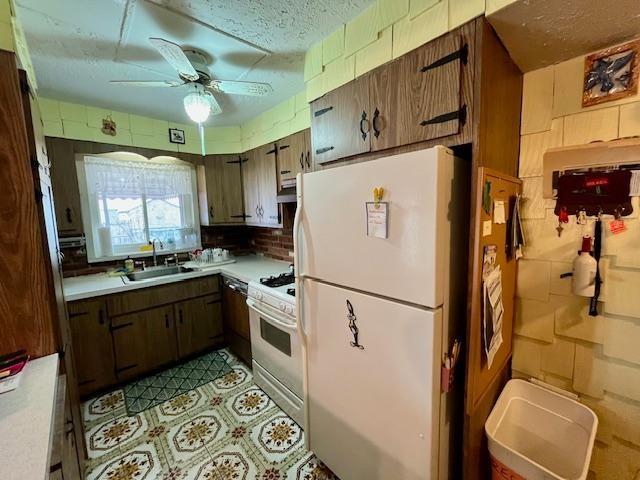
149, 37, 199, 81
207, 79, 273, 96
208, 92, 223, 116
110, 80, 184, 87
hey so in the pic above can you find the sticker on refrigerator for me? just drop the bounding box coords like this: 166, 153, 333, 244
366, 202, 389, 239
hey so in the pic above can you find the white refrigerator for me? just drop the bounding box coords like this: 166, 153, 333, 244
294, 146, 469, 480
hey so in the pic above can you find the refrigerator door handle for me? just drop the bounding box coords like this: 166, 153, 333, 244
293, 172, 307, 343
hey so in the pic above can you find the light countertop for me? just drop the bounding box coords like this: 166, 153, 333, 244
63, 254, 292, 302
0, 354, 59, 480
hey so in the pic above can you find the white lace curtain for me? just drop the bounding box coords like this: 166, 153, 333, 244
83, 156, 193, 198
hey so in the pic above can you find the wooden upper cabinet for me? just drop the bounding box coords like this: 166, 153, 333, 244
175, 294, 223, 358
68, 299, 116, 396
47, 137, 83, 235
276, 129, 311, 188
242, 148, 261, 225
368, 59, 403, 152
199, 154, 244, 225
243, 144, 280, 226
311, 75, 370, 165
396, 28, 467, 146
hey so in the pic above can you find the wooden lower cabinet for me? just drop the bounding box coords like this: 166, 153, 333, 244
175, 294, 224, 358
112, 305, 179, 382
68, 299, 116, 396
222, 282, 251, 365
50, 375, 82, 480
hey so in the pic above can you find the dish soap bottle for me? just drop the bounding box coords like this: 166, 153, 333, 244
124, 256, 134, 273
572, 236, 597, 297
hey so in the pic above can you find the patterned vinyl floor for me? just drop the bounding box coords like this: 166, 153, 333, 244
83, 348, 336, 480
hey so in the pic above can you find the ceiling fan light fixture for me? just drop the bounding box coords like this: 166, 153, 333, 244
183, 87, 213, 123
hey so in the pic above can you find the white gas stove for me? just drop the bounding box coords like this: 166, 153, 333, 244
247, 271, 303, 426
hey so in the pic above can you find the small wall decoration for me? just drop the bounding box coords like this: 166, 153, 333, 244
582, 39, 640, 107
101, 115, 117, 136
169, 128, 186, 144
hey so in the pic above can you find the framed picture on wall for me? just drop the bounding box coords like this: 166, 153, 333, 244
169, 128, 186, 144
582, 39, 640, 107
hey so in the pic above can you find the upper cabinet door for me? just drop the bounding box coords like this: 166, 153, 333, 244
257, 144, 280, 226
311, 75, 370, 165
47, 137, 83, 235
368, 59, 403, 152
303, 129, 312, 172
202, 154, 244, 224
396, 30, 467, 146
242, 148, 261, 225
277, 129, 309, 188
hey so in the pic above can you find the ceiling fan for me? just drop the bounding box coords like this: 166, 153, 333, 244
110, 37, 273, 123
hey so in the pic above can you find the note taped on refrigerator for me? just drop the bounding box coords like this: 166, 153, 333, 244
483, 263, 504, 369
366, 202, 389, 239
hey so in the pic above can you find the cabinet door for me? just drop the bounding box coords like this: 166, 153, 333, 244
68, 299, 116, 396
47, 137, 83, 235
111, 305, 178, 382
176, 295, 224, 358
202, 154, 244, 224
258, 145, 280, 226
242, 148, 261, 225
396, 30, 466, 146
368, 58, 403, 152
310, 75, 370, 165
303, 128, 312, 172
277, 130, 307, 187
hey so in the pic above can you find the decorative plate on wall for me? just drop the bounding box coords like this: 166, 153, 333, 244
582, 39, 640, 107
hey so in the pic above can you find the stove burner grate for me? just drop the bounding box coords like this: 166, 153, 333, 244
260, 272, 295, 288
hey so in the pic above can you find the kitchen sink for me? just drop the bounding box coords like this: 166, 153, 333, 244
126, 265, 193, 281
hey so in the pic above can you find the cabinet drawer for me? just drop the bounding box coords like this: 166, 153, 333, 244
107, 275, 220, 316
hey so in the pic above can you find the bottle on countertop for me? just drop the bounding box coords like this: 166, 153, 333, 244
572, 236, 597, 297
124, 256, 134, 273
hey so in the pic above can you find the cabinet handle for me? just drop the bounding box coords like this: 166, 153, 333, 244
420, 104, 467, 127
359, 111, 369, 141
372, 108, 381, 138
314, 106, 333, 117
98, 309, 105, 325
420, 43, 468, 73
110, 322, 133, 331
259, 206, 264, 217
280, 170, 291, 175
255, 205, 260, 217
316, 146, 334, 155
299, 153, 304, 169
165, 314, 169, 328
65, 207, 72, 224
209, 206, 214, 219
305, 151, 311, 169
179, 310, 183, 324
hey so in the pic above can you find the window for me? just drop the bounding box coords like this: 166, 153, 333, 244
77, 153, 201, 262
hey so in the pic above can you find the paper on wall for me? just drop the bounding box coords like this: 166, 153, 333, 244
483, 265, 504, 369
493, 200, 506, 224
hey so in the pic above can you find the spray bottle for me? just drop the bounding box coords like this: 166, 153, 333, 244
572, 236, 597, 297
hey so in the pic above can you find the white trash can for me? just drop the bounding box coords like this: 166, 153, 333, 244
485, 379, 598, 480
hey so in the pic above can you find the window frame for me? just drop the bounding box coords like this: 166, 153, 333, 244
76, 152, 202, 263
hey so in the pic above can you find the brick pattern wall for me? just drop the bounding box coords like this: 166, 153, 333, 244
516, 40, 640, 479
247, 203, 295, 262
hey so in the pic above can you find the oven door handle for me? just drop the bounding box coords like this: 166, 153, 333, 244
247, 298, 297, 332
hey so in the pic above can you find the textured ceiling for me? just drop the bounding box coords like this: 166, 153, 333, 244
16, 0, 374, 125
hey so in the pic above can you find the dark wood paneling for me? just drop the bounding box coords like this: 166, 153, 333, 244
471, 19, 523, 177
107, 275, 220, 317
310, 75, 371, 164
277, 129, 310, 186
0, 51, 58, 358
368, 58, 402, 152
201, 154, 244, 224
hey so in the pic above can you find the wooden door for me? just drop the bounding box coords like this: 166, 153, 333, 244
47, 137, 83, 235
202, 154, 244, 224
310, 75, 370, 164
242, 148, 261, 225
111, 305, 178, 381
396, 29, 467, 146
68, 299, 117, 396
277, 130, 308, 188
368, 58, 403, 151
175, 294, 224, 358
222, 283, 251, 365
256, 143, 280, 226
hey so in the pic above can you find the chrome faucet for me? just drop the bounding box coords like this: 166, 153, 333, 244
150, 239, 163, 267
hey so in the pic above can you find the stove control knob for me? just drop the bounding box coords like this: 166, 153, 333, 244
255, 292, 263, 300
285, 305, 294, 315
279, 302, 285, 311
